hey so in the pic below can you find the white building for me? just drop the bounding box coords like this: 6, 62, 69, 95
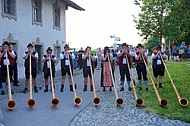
0, 0, 84, 78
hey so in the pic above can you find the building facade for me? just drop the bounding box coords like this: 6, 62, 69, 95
0, 0, 84, 78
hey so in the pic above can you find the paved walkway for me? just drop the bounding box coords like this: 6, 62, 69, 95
0, 66, 189, 126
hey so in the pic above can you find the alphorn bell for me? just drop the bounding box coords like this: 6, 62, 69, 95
5, 51, 16, 110
27, 54, 36, 109
48, 56, 59, 108
88, 54, 101, 106
107, 54, 123, 106
160, 54, 188, 106
141, 54, 167, 107
125, 54, 143, 106
67, 55, 82, 107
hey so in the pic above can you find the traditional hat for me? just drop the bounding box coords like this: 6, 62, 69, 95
136, 43, 143, 48
27, 43, 34, 47
2, 41, 10, 46
122, 43, 128, 47
64, 44, 69, 49
46, 47, 52, 52
156, 45, 161, 50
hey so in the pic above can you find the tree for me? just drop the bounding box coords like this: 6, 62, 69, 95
133, 0, 190, 45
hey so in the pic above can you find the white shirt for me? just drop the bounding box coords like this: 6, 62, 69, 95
42, 55, 57, 68
23, 51, 39, 59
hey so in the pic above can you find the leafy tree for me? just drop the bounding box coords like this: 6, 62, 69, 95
134, 0, 190, 45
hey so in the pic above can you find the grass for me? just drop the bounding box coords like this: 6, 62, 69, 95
136, 61, 190, 123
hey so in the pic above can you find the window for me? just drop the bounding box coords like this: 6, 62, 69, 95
53, 1, 60, 30
32, 0, 42, 26
1, 0, 17, 20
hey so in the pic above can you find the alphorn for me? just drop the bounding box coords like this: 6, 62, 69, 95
107, 54, 123, 106
5, 51, 16, 110
48, 56, 59, 108
27, 54, 36, 109
68, 55, 82, 107
141, 54, 167, 107
88, 54, 101, 106
160, 54, 188, 106
125, 54, 143, 106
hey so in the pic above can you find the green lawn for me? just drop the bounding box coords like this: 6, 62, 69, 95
136, 61, 190, 123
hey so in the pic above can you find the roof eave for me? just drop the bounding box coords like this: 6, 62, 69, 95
59, 0, 85, 11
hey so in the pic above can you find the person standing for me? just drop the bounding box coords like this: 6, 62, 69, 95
135, 44, 148, 91
100, 46, 114, 91
96, 48, 102, 70
152, 45, 167, 88
60, 44, 75, 92
0, 46, 3, 88
78, 47, 85, 69
9, 45, 19, 86
23, 43, 39, 93
82, 46, 95, 91
0, 41, 16, 95
42, 47, 57, 92
72, 48, 78, 69
117, 43, 132, 91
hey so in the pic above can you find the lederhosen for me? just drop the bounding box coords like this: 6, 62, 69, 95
136, 53, 147, 81
118, 51, 131, 81
152, 52, 165, 77
24, 51, 37, 79
82, 53, 94, 77
0, 51, 14, 83
42, 55, 56, 79
61, 51, 73, 76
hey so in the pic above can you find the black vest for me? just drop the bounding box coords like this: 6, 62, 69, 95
60, 51, 73, 68
152, 52, 164, 69
42, 55, 55, 73
82, 52, 94, 69
24, 51, 37, 68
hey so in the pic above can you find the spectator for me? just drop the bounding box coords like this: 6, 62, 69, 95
9, 45, 19, 86
72, 48, 78, 69
78, 47, 84, 69
187, 45, 190, 60
0, 46, 3, 88
178, 47, 184, 61
172, 45, 177, 61
96, 48, 102, 70
180, 41, 187, 60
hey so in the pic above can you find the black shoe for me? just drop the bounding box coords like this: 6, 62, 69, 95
1, 90, 5, 95
34, 87, 38, 93
109, 87, 112, 91
70, 85, 73, 92
83, 85, 87, 91
11, 90, 14, 94
103, 87, 105, 91
60, 88, 63, 92
44, 88, 48, 92
120, 87, 124, 91
146, 88, 149, 91
159, 83, 163, 88
138, 87, 142, 91
90, 85, 93, 91
13, 83, 19, 86
128, 87, 132, 91
23, 88, 28, 93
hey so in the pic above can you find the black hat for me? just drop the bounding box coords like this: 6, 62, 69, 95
156, 45, 161, 50
2, 41, 10, 46
27, 43, 34, 47
137, 43, 143, 48
46, 47, 52, 52
122, 43, 128, 47
104, 46, 109, 51
64, 44, 69, 49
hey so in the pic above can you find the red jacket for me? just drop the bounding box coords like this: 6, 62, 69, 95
117, 50, 132, 66
0, 50, 14, 66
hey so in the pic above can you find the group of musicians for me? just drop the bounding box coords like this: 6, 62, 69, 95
0, 41, 167, 95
